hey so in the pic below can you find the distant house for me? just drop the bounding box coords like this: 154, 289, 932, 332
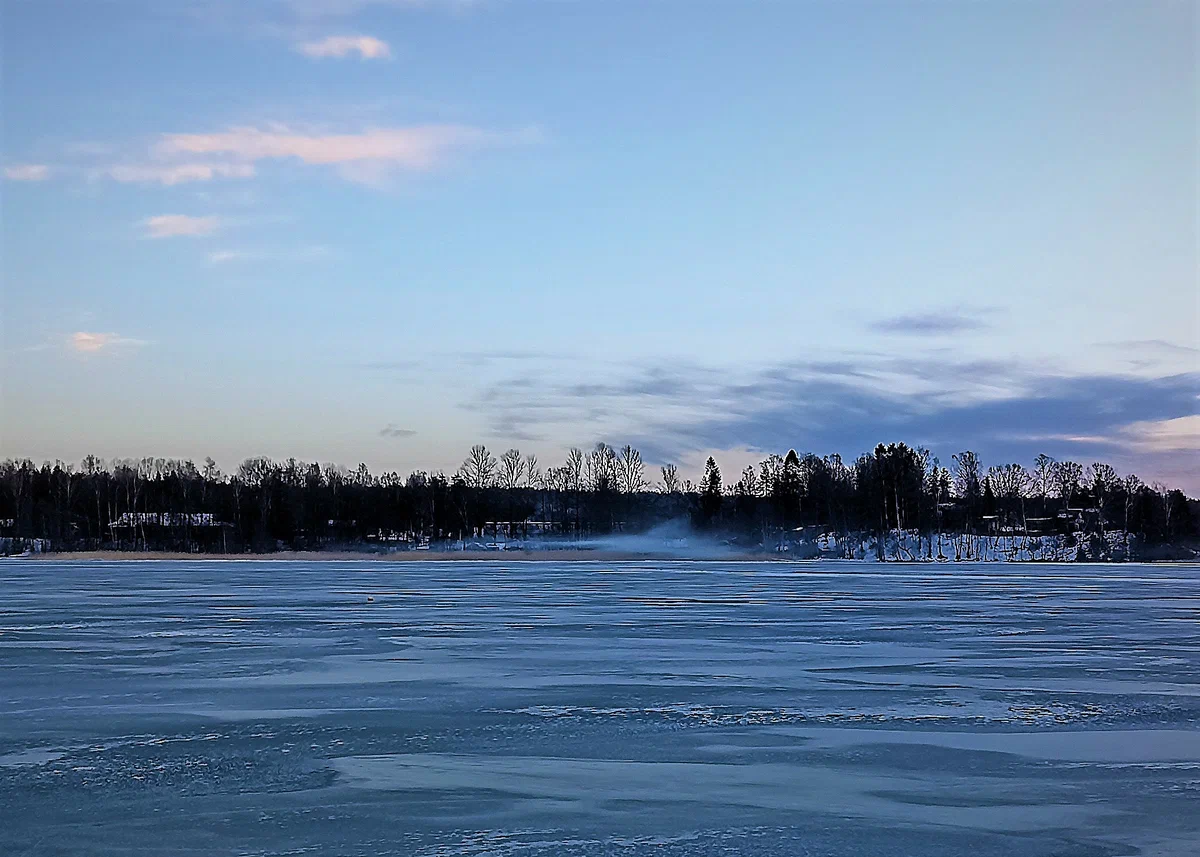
481, 520, 558, 539
367, 529, 416, 544
107, 511, 233, 551
110, 512, 228, 528
1025, 517, 1062, 536
1058, 507, 1102, 531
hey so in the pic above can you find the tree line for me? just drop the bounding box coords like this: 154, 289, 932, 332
1, 442, 1195, 556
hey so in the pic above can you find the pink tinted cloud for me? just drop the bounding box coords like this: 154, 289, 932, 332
4, 164, 50, 181
142, 214, 220, 238
1121, 416, 1200, 453
69, 332, 146, 354
296, 35, 392, 59
156, 124, 534, 179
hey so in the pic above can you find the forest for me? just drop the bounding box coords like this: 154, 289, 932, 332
1, 442, 1196, 558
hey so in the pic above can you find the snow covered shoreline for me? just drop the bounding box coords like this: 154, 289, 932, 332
799, 530, 1198, 562
14, 533, 1199, 563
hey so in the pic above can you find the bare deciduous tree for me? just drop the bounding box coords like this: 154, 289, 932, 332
498, 448, 525, 490
660, 463, 680, 493
544, 466, 568, 493
758, 454, 784, 496
988, 463, 1029, 500
616, 445, 647, 494
523, 454, 541, 489
735, 465, 760, 497
565, 448, 584, 493
458, 444, 497, 489
952, 451, 982, 501
1052, 460, 1083, 507
585, 442, 617, 492
1090, 462, 1118, 501
1032, 454, 1054, 500
1123, 473, 1143, 551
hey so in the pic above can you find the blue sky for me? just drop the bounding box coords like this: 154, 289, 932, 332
2, 0, 1197, 489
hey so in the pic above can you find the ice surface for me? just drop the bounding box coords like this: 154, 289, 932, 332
1, 559, 1198, 855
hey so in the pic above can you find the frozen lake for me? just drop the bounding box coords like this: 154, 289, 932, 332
2, 559, 1198, 856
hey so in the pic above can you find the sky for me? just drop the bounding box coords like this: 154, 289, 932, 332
1, 0, 1197, 491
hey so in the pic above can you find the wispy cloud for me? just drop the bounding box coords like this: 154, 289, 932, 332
1120, 415, 1200, 453
106, 162, 256, 185
4, 164, 50, 181
207, 245, 332, 264
297, 34, 391, 59
208, 250, 252, 264
1105, 339, 1200, 356
156, 123, 538, 183
869, 309, 990, 336
24, 112, 535, 191
380, 424, 418, 438
142, 214, 220, 238
69, 332, 147, 354
1099, 338, 1200, 372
